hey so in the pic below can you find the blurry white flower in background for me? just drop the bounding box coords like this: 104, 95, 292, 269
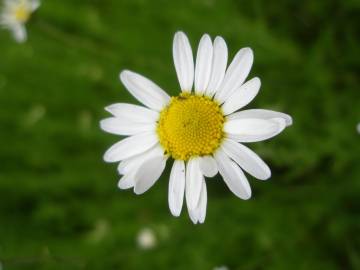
0, 0, 40, 43
357, 123, 360, 134
213, 266, 229, 270
137, 227, 157, 250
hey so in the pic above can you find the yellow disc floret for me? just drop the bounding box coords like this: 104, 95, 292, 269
13, 4, 31, 23
157, 93, 225, 160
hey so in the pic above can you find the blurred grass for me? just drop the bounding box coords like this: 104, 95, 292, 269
0, 0, 359, 269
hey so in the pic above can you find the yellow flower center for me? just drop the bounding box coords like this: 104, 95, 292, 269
157, 93, 225, 160
14, 5, 31, 23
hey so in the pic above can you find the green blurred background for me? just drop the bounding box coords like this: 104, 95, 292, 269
0, 0, 359, 269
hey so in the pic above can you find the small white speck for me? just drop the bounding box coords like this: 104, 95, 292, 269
137, 227, 157, 250
213, 266, 229, 270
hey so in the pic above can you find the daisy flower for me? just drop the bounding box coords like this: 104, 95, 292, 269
101, 32, 292, 224
0, 0, 40, 43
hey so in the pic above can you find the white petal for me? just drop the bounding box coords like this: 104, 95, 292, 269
188, 204, 198, 224
227, 109, 293, 126
103, 132, 158, 162
117, 144, 164, 175
12, 24, 27, 43
118, 172, 136, 189
194, 34, 213, 94
173, 31, 194, 92
168, 160, 186, 217
222, 139, 271, 180
205, 36, 228, 97
100, 117, 155, 136
185, 158, 203, 210
197, 180, 207, 224
119, 70, 170, 111
134, 156, 167, 194
215, 48, 254, 103
214, 149, 251, 200
30, 0, 41, 10
224, 118, 286, 142
105, 103, 159, 123
4, 0, 12, 6
222, 77, 261, 115
187, 179, 207, 224
199, 155, 218, 177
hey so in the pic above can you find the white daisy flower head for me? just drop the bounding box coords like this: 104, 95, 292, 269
137, 227, 157, 250
0, 0, 40, 43
101, 31, 292, 224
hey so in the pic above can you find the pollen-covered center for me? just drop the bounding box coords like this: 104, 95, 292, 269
157, 93, 225, 160
13, 5, 31, 23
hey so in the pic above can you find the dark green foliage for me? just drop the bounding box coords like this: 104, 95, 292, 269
0, 0, 359, 269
